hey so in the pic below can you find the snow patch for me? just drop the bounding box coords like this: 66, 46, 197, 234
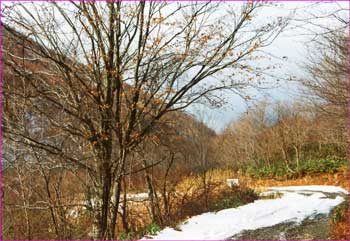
268, 185, 348, 194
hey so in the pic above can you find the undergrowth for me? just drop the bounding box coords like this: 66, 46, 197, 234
209, 186, 259, 212
117, 223, 161, 240
330, 197, 350, 240
244, 157, 346, 179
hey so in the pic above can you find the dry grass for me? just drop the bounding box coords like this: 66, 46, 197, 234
177, 166, 349, 192
331, 217, 350, 240
330, 200, 350, 240
244, 166, 349, 192
122, 170, 252, 235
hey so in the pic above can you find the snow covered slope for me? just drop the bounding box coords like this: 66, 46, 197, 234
144, 185, 347, 240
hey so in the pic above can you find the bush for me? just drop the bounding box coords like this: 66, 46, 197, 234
117, 232, 135, 240
144, 223, 161, 236
331, 199, 348, 224
209, 186, 258, 212
245, 161, 289, 179
244, 158, 346, 179
299, 158, 346, 174
117, 223, 161, 240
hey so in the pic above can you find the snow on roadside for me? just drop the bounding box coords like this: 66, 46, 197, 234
144, 185, 346, 240
268, 185, 348, 194
67, 193, 150, 218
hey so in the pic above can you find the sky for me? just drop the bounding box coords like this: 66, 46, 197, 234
187, 1, 349, 132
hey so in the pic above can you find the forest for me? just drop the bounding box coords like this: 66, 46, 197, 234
1, 1, 349, 240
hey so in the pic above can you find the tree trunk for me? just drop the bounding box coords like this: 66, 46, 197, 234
202, 171, 209, 211
109, 177, 122, 239
143, 160, 163, 225
281, 147, 295, 174
90, 167, 113, 240
143, 160, 156, 222
121, 178, 129, 233
162, 156, 175, 226
100, 168, 112, 239
293, 145, 300, 171
91, 191, 102, 240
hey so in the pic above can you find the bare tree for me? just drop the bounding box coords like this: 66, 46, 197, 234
182, 110, 216, 210
2, 2, 287, 239
298, 6, 349, 139
273, 102, 313, 172
217, 100, 272, 170
302, 31, 348, 119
